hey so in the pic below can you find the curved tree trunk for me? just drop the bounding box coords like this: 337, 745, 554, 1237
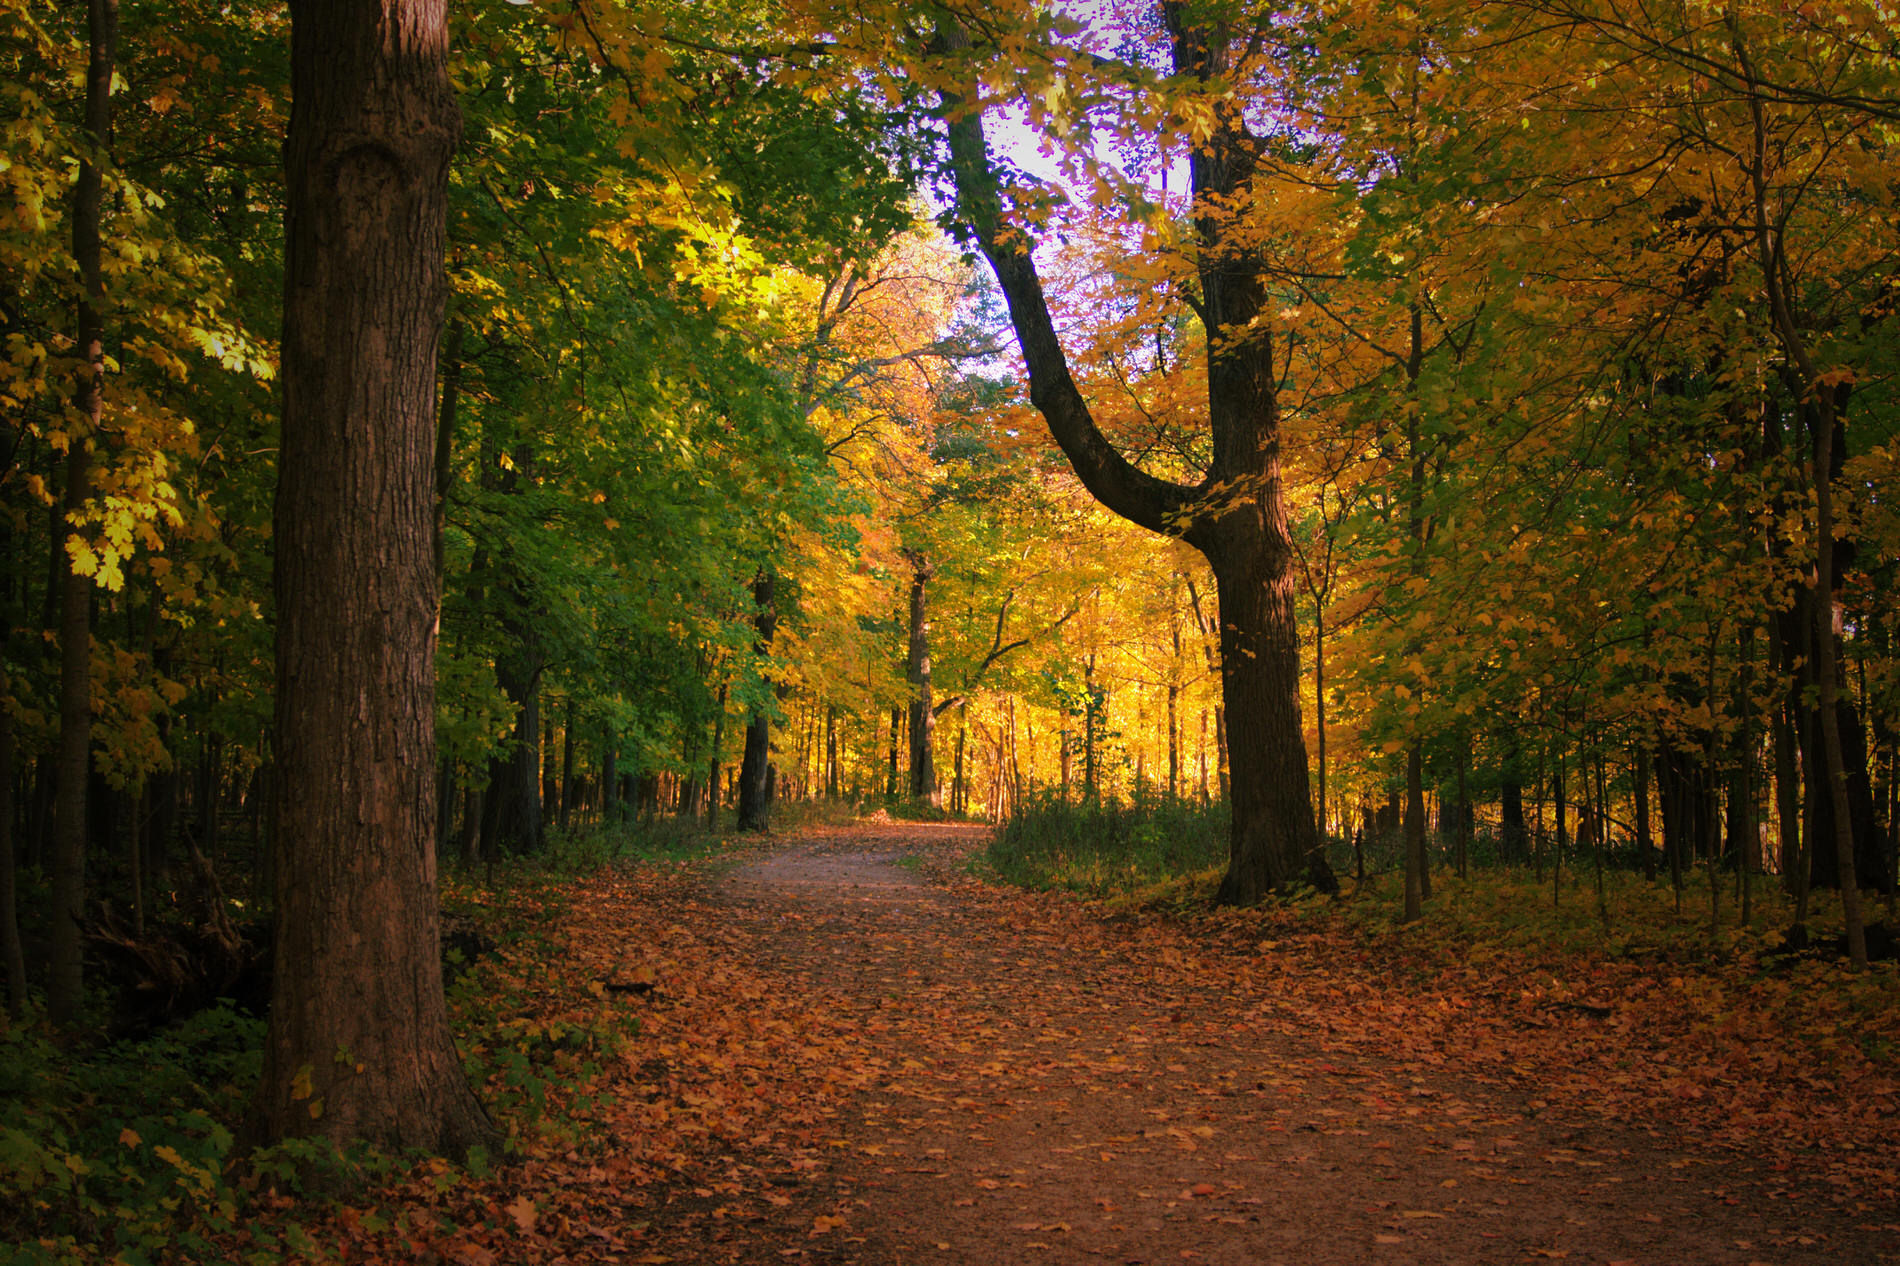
258, 0, 495, 1154
939, 7, 1330, 899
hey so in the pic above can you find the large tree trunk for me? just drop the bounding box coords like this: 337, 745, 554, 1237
940, 9, 1328, 899
1207, 530, 1330, 899
906, 555, 939, 805
48, 0, 115, 1027
1798, 694, 1889, 893
737, 571, 776, 831
258, 0, 495, 1154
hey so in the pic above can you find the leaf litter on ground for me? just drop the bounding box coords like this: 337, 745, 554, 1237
208, 824, 1898, 1265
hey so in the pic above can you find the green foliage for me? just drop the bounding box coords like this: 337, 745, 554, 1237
0, 1004, 258, 1261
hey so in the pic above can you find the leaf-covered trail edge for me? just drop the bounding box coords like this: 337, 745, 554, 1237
265, 822, 1898, 1265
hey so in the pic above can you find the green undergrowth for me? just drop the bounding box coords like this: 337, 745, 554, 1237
768, 795, 971, 828
0, 1003, 259, 1264
0, 824, 712, 1264
768, 797, 866, 830
984, 791, 1230, 899
536, 817, 742, 872
987, 793, 1891, 957
988, 795, 1896, 970
1338, 864, 1878, 964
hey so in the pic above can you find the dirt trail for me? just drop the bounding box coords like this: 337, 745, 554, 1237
642, 822, 1895, 1265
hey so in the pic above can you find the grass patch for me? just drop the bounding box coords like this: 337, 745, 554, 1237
986, 792, 1229, 899
538, 818, 736, 871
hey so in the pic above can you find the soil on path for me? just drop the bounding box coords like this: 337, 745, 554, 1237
620, 822, 1897, 1266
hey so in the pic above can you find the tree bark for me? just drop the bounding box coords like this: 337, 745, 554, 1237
0, 660, 24, 1018
825, 706, 839, 799
886, 704, 901, 799
906, 553, 939, 805
737, 571, 777, 831
432, 319, 462, 620
1738, 43, 1862, 956
1634, 746, 1655, 882
1403, 744, 1425, 921
601, 740, 618, 823
482, 644, 542, 854
1500, 731, 1528, 863
258, 0, 495, 1153
706, 681, 727, 829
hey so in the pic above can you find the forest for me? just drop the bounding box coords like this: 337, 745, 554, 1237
1, 0, 1898, 1260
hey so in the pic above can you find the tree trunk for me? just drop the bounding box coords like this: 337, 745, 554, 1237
1455, 737, 1470, 879
432, 319, 462, 620
482, 648, 542, 854
258, 0, 495, 1154
906, 554, 938, 805
435, 756, 454, 853
601, 740, 619, 824
706, 682, 727, 829
1501, 740, 1528, 864
1314, 608, 1326, 836
1554, 746, 1568, 899
48, 0, 115, 1027
886, 704, 901, 799
737, 571, 776, 831
1634, 746, 1655, 882
825, 705, 838, 799
1809, 402, 1866, 963
1208, 531, 1331, 897
0, 661, 24, 1018
953, 705, 967, 814
457, 782, 482, 869
558, 697, 574, 832
1083, 653, 1100, 801
1403, 743, 1425, 921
